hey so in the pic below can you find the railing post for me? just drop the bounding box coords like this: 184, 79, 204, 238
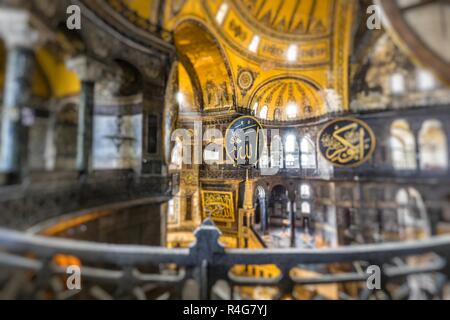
189, 219, 225, 300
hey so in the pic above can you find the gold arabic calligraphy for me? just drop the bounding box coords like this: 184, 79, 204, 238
226, 117, 262, 165
320, 121, 375, 166
201, 191, 235, 222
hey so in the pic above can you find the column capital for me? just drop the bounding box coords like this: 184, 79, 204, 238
0, 8, 52, 49
66, 55, 109, 82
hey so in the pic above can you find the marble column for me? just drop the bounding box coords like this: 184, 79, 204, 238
0, 9, 48, 181
260, 196, 268, 234
66, 56, 105, 174
288, 200, 297, 248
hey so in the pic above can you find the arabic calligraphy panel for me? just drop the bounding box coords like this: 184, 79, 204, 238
201, 190, 235, 223
225, 116, 265, 167
318, 118, 376, 168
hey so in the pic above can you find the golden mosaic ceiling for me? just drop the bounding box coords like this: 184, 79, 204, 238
249, 78, 325, 121
202, 0, 335, 68
235, 0, 332, 38
107, 0, 355, 118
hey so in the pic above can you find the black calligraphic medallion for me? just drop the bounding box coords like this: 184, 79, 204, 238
225, 116, 265, 167
318, 118, 376, 168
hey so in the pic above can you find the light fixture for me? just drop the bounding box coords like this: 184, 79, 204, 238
215, 2, 229, 25
248, 35, 260, 53
287, 44, 297, 62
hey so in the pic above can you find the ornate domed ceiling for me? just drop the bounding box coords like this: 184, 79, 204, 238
236, 0, 331, 38
104, 0, 356, 120
202, 0, 334, 68
249, 77, 325, 121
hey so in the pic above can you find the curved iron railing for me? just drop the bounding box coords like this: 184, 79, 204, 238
0, 219, 449, 300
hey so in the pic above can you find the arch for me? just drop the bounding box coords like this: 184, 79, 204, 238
301, 202, 311, 214
266, 184, 294, 248
177, 53, 203, 110
256, 185, 266, 199
174, 19, 236, 110
254, 185, 267, 230
169, 137, 183, 171
285, 134, 299, 169
419, 120, 448, 171
260, 104, 268, 119
396, 188, 430, 240
300, 137, 316, 169
273, 108, 281, 121
269, 185, 289, 221
270, 135, 284, 169
171, 128, 193, 166
176, 62, 199, 112
259, 140, 270, 169
167, 198, 176, 224
300, 184, 312, 199
252, 101, 259, 115
35, 48, 80, 98
390, 119, 417, 170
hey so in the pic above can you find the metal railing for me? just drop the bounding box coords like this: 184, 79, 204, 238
0, 219, 450, 300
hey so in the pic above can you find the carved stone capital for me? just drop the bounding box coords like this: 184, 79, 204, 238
0, 8, 52, 49
65, 55, 110, 82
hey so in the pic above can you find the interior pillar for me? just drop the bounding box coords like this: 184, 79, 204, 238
66, 56, 106, 175
260, 196, 268, 234
0, 9, 48, 183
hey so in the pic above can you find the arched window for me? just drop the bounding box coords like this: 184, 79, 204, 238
170, 137, 183, 170
255, 186, 267, 230
248, 35, 260, 53
260, 105, 268, 119
204, 147, 220, 163
252, 102, 259, 115
256, 186, 266, 199
390, 120, 417, 170
286, 102, 298, 119
285, 134, 299, 168
396, 188, 430, 240
167, 198, 177, 224
300, 184, 311, 199
259, 142, 269, 168
416, 69, 436, 91
419, 120, 448, 171
300, 137, 316, 169
390, 73, 406, 95
301, 202, 311, 214
274, 108, 281, 121
215, 2, 229, 24
270, 135, 284, 169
